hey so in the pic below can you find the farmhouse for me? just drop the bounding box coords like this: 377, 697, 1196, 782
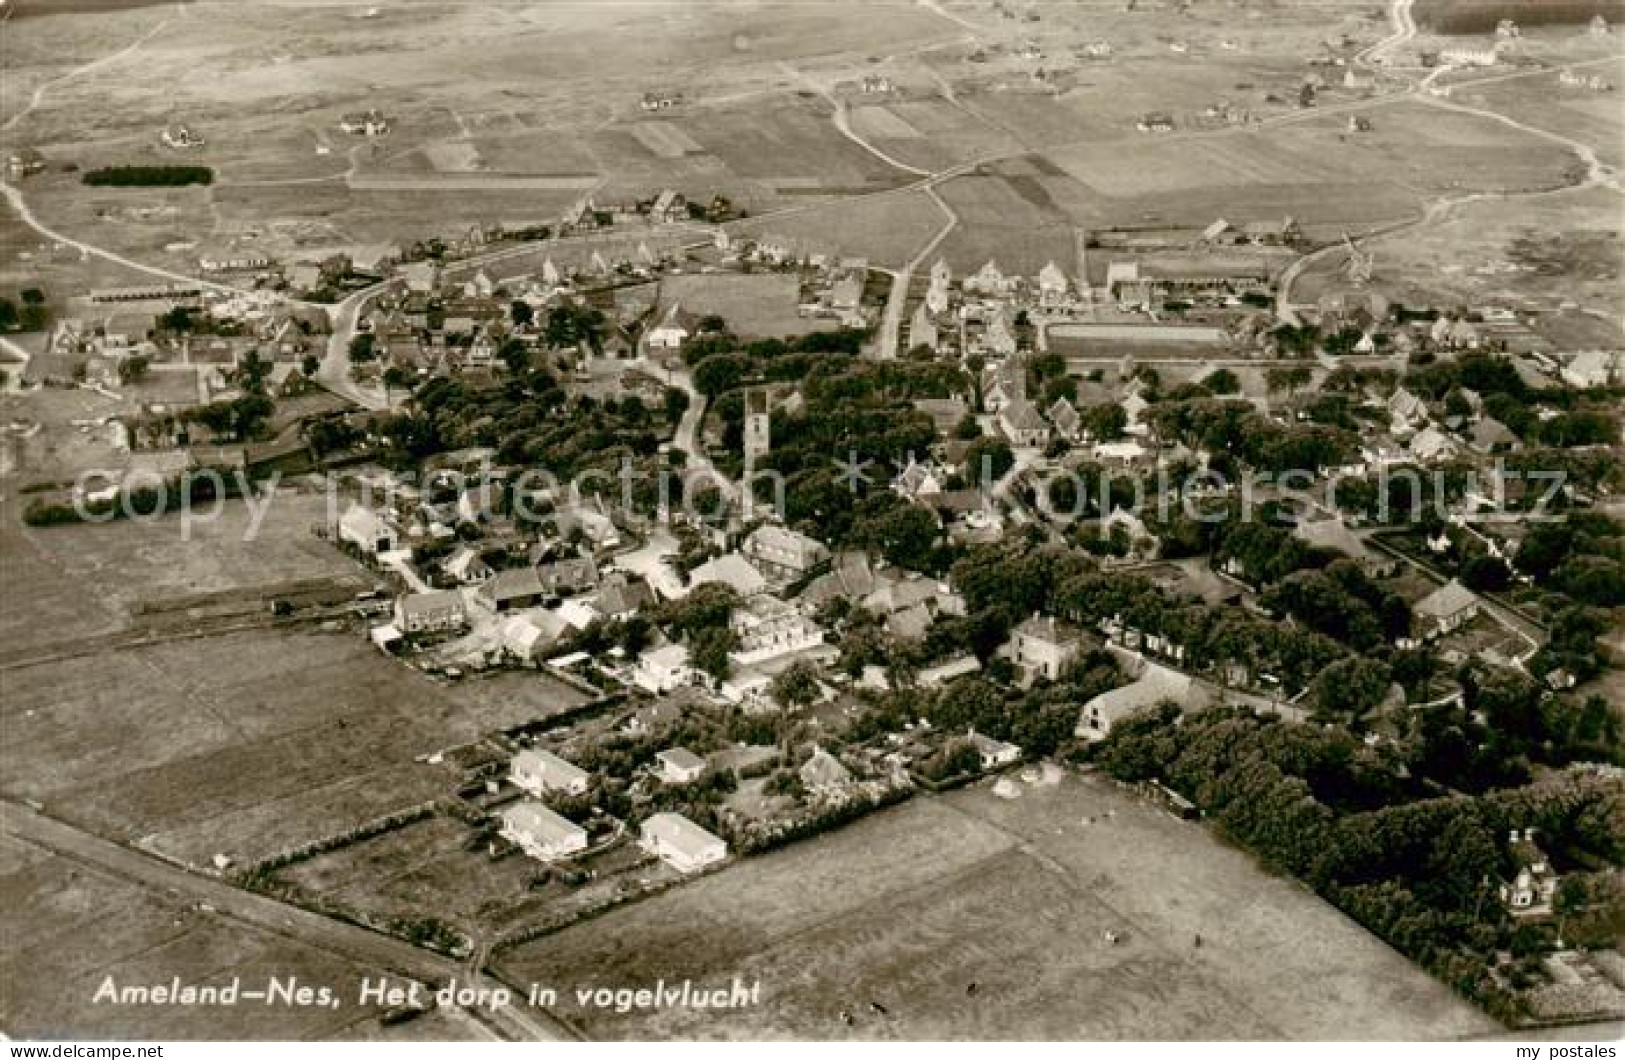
964, 260, 1016, 297
1136, 112, 1175, 133
1077, 660, 1203, 741
477, 568, 549, 613
1499, 828, 1559, 918
6, 148, 46, 178
393, 590, 468, 636
649, 189, 687, 224
536, 555, 600, 597
640, 813, 727, 873
689, 552, 769, 597
512, 748, 591, 797
966, 730, 1020, 770
161, 123, 204, 149
741, 525, 830, 585
1037, 260, 1071, 307
646, 304, 693, 352
339, 109, 391, 136
1004, 614, 1087, 682
338, 503, 399, 555
998, 399, 1050, 448
655, 747, 708, 785
1561, 350, 1622, 389
981, 359, 1027, 413
1413, 579, 1479, 639
501, 801, 588, 863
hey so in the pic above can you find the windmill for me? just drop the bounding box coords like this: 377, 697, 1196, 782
1343, 232, 1374, 286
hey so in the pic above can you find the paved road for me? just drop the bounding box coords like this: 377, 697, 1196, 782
0, 800, 571, 1042
317, 282, 397, 411
656, 357, 739, 508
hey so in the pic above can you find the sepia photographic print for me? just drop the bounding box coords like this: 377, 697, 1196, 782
0, 0, 1622, 1050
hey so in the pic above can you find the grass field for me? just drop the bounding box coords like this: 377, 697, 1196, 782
659, 274, 834, 338
495, 774, 1497, 1040
936, 170, 1076, 277
0, 490, 589, 867
1293, 184, 1624, 312
0, 828, 481, 1041
732, 189, 950, 269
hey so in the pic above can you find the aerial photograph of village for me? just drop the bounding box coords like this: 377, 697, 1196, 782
0, 0, 1621, 1047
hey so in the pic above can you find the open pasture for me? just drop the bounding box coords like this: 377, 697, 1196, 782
660, 273, 835, 338
0, 491, 588, 867
496, 775, 1496, 1040
732, 188, 949, 269
0, 826, 481, 1041
935, 171, 1076, 276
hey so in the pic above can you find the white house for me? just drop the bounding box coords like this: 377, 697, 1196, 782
512, 748, 591, 797
655, 747, 708, 785
501, 801, 588, 862
633, 643, 696, 694
966, 730, 1020, 769
338, 504, 399, 555
1004, 614, 1087, 682
1413, 579, 1479, 639
1077, 660, 1206, 740
647, 304, 692, 352
640, 812, 727, 873
393, 590, 467, 636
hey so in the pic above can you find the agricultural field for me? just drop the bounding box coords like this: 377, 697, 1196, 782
0, 625, 582, 869
0, 486, 589, 868
659, 274, 834, 338
0, 826, 482, 1041
1458, 59, 1625, 170
844, 98, 1023, 173
496, 774, 1495, 1040
731, 188, 950, 269
935, 169, 1078, 277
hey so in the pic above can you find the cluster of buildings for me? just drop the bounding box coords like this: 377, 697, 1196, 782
499, 747, 727, 874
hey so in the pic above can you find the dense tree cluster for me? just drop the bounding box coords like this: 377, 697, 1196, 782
1097, 706, 1625, 1019
82, 165, 213, 186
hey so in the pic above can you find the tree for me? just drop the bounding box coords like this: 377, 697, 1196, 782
116, 355, 150, 386
1206, 368, 1240, 395
963, 437, 1014, 484
382, 366, 412, 397
771, 660, 822, 709
663, 386, 690, 422
301, 353, 321, 377
0, 298, 16, 330
348, 332, 377, 363
1266, 365, 1313, 396
690, 627, 736, 681
509, 299, 534, 328
1308, 657, 1392, 718
953, 413, 982, 440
